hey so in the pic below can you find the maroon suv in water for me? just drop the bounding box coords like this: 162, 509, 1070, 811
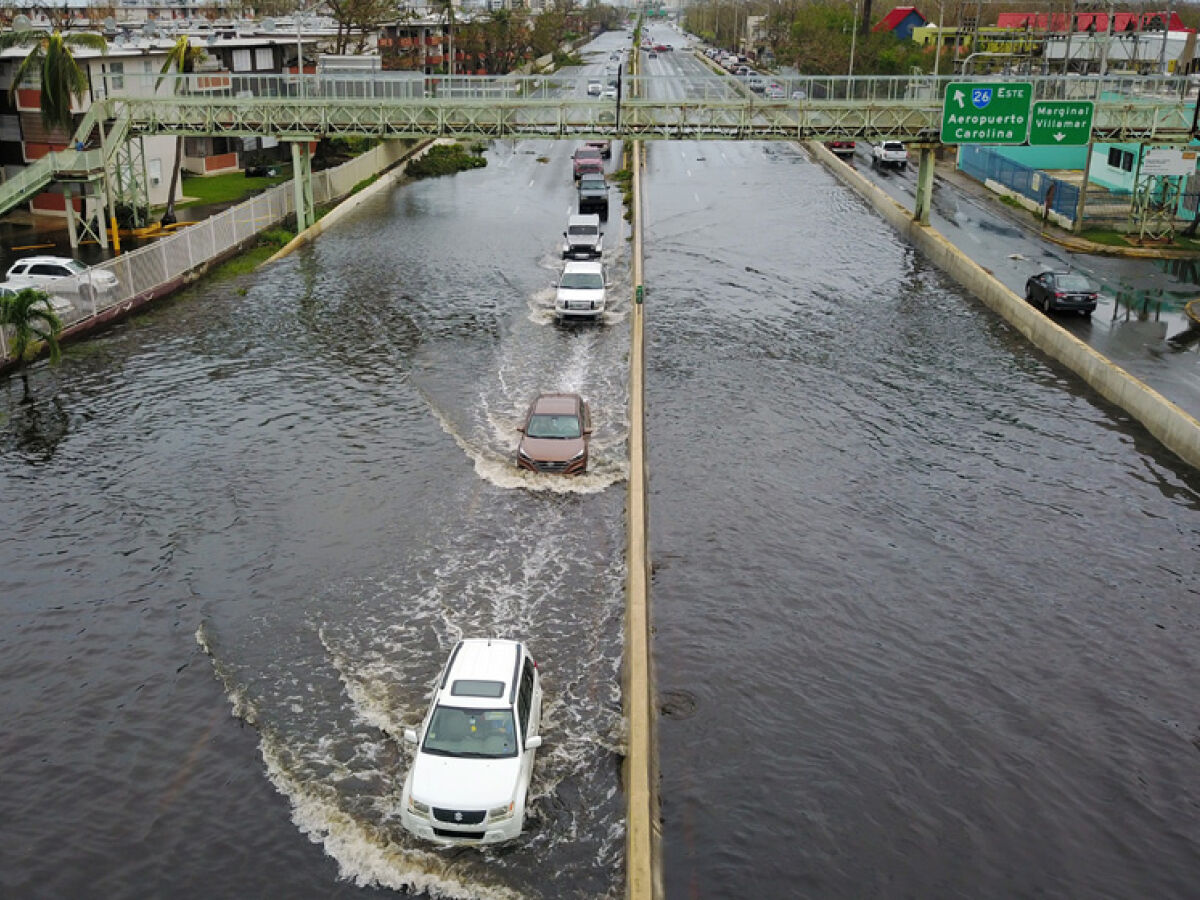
516, 393, 592, 475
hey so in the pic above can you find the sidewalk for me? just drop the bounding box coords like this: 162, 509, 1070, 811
931, 152, 1200, 260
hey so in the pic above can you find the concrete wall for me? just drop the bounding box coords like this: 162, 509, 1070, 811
813, 141, 1200, 471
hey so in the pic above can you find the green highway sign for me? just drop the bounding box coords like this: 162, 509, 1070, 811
941, 82, 1033, 145
1029, 100, 1094, 146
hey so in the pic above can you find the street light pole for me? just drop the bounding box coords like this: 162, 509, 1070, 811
849, 0, 859, 79
295, 5, 305, 98
932, 0, 943, 78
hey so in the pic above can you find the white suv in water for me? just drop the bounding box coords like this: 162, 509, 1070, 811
400, 639, 544, 845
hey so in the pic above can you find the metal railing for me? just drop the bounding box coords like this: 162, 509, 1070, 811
2, 141, 410, 363
101, 71, 1198, 143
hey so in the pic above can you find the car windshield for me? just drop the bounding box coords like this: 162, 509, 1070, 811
568, 225, 598, 236
580, 177, 605, 189
560, 271, 604, 290
526, 412, 583, 439
1056, 274, 1092, 291
422, 705, 518, 759
576, 150, 601, 161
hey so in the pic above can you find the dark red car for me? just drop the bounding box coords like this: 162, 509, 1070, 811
572, 147, 604, 180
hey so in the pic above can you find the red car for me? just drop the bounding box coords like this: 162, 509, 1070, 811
572, 147, 604, 180
826, 140, 856, 157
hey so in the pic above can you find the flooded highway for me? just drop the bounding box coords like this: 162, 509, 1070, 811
641, 25, 1200, 900
1, 111, 632, 895
3, 24, 1200, 900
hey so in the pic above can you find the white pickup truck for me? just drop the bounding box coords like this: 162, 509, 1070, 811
872, 140, 908, 171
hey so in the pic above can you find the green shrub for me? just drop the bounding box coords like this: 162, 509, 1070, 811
406, 143, 488, 179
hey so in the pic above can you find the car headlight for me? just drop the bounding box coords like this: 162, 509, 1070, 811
569, 449, 586, 461
487, 803, 514, 822
408, 797, 430, 817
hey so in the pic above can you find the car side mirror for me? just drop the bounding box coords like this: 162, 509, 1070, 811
562, 231, 568, 239
517, 424, 525, 433
604, 281, 612, 289
526, 735, 543, 750
404, 728, 418, 744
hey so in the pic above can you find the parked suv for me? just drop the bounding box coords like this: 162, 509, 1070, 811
554, 260, 608, 323
400, 639, 544, 845
562, 214, 603, 259
4, 256, 118, 303
516, 393, 592, 474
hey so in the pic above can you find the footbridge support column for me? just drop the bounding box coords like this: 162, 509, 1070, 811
290, 140, 315, 233
913, 145, 937, 226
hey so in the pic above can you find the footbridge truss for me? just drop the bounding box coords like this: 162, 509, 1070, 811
2, 72, 1196, 231
115, 72, 1196, 144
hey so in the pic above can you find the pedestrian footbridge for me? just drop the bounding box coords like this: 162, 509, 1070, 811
2, 72, 1197, 237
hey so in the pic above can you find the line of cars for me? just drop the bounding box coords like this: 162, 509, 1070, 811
399, 132, 626, 848
510, 140, 613, 480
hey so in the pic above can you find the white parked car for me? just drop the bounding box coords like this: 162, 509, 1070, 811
601, 85, 618, 100
400, 639, 544, 846
0, 282, 75, 324
555, 260, 609, 322
4, 256, 118, 303
586, 80, 602, 96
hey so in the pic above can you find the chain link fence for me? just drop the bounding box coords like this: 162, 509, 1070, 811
3, 140, 412, 362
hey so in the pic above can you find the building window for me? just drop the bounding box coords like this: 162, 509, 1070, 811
232, 49, 252, 72
1106, 147, 1134, 172
148, 157, 162, 187
255, 47, 273, 70
109, 61, 124, 91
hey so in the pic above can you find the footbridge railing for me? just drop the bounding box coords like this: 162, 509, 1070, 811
104, 72, 1198, 144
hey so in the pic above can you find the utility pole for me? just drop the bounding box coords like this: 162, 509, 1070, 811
1159, 0, 1175, 74
1100, 0, 1114, 76
1063, 0, 1078, 74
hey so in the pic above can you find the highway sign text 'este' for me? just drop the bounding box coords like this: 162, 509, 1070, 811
941, 82, 1032, 145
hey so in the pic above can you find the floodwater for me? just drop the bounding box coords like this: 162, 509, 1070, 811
639, 86, 1200, 900
4, 25, 1200, 899
1, 129, 631, 899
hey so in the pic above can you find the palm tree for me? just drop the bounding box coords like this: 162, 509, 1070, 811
0, 29, 107, 132
0, 287, 64, 402
157, 36, 206, 226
